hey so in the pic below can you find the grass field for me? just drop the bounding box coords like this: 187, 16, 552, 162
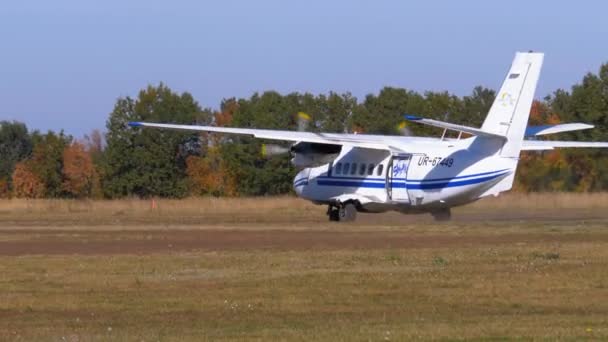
1, 193, 608, 340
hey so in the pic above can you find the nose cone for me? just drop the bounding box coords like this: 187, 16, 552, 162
293, 171, 309, 196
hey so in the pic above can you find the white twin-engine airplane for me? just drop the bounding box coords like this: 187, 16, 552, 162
130, 52, 608, 221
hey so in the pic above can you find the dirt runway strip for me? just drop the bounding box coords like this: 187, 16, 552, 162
1, 228, 608, 256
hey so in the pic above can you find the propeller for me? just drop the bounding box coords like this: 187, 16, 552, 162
297, 111, 311, 131
397, 120, 414, 136
261, 112, 312, 157
261, 143, 290, 157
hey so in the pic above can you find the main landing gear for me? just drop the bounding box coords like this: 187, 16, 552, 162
328, 202, 357, 222
431, 208, 451, 221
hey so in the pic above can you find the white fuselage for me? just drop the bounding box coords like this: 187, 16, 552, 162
293, 136, 518, 213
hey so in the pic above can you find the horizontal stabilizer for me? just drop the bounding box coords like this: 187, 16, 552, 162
525, 123, 594, 137
404, 115, 506, 140
522, 140, 608, 150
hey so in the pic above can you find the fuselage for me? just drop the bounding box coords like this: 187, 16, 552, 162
293, 136, 518, 214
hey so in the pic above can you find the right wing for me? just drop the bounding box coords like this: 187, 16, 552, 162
525, 123, 594, 137
522, 140, 608, 151
129, 122, 407, 153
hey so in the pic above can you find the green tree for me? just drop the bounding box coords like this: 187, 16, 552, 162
352, 87, 425, 134
28, 131, 72, 197
460, 86, 495, 127
103, 84, 208, 198
319, 92, 357, 133
546, 62, 608, 191
223, 91, 300, 195
0, 121, 32, 192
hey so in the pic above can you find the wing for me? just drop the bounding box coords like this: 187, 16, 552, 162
525, 123, 594, 137
404, 115, 506, 140
522, 140, 608, 151
129, 122, 407, 153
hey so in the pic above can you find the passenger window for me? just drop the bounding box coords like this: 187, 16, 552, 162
350, 163, 357, 175
343, 163, 349, 175
335, 163, 342, 175
368, 164, 374, 175
377, 164, 384, 176
359, 163, 366, 175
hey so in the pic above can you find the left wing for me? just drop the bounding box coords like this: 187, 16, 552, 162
522, 140, 608, 151
129, 122, 407, 153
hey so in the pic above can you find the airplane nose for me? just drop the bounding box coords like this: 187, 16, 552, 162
294, 183, 302, 196
293, 171, 309, 196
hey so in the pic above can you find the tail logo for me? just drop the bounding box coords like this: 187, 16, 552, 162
498, 92, 515, 107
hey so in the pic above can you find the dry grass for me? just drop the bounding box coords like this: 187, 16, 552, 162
1, 192, 608, 227
0, 196, 313, 215
2, 192, 607, 214
469, 192, 608, 210
0, 196, 321, 226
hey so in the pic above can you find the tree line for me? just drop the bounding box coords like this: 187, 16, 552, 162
2, 62, 608, 199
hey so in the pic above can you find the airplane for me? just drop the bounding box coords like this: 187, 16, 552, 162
129, 52, 608, 222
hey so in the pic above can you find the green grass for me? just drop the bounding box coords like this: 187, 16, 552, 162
2, 232, 608, 340
2, 194, 608, 340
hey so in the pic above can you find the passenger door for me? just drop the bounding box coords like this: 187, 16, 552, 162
388, 155, 411, 203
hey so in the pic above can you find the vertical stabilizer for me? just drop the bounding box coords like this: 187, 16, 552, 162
482, 52, 544, 158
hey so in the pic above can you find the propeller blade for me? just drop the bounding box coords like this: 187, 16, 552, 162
261, 144, 290, 157
397, 121, 414, 136
297, 112, 311, 132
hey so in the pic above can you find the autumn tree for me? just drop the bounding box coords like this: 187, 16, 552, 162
62, 141, 100, 198
18, 131, 72, 197
514, 101, 569, 192
83, 129, 105, 163
12, 161, 45, 198
186, 149, 237, 196
544, 62, 608, 191
185, 99, 239, 196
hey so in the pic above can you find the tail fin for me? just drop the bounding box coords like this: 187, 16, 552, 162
481, 52, 544, 158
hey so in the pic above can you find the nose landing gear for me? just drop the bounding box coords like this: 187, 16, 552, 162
328, 202, 357, 222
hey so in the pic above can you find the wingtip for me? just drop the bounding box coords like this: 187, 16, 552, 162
404, 114, 422, 121
128, 121, 143, 127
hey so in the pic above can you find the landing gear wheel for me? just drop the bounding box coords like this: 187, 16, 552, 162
328, 207, 340, 221
431, 208, 451, 222
339, 203, 357, 222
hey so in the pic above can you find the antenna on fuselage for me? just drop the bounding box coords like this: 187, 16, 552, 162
440, 112, 450, 141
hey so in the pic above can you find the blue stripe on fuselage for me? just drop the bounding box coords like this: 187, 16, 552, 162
315, 168, 510, 184
312, 170, 510, 190
405, 171, 509, 189
316, 179, 386, 188
406, 168, 510, 183
294, 179, 309, 187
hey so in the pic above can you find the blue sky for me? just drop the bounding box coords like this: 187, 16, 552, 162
1, 0, 607, 136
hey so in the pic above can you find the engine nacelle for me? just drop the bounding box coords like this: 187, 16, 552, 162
290, 142, 341, 168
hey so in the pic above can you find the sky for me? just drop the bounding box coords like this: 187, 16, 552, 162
1, 0, 607, 137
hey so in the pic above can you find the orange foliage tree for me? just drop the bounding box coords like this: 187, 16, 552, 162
0, 178, 9, 198
186, 148, 237, 196
186, 100, 239, 196
62, 141, 100, 198
11, 161, 45, 198
514, 101, 570, 192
